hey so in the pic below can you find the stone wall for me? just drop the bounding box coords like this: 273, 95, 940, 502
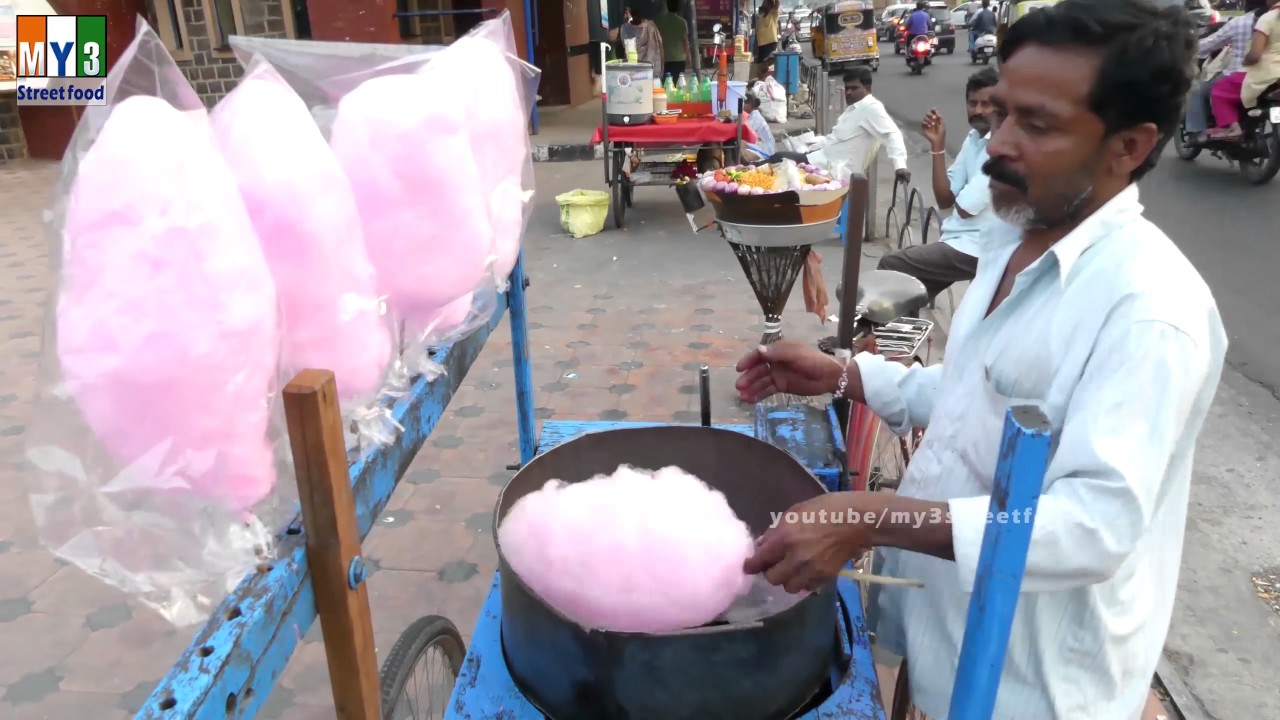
0, 94, 26, 162
153, 0, 294, 107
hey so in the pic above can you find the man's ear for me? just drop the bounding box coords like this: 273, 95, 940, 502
1106, 122, 1159, 178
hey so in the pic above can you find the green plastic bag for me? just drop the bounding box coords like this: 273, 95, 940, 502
556, 190, 610, 238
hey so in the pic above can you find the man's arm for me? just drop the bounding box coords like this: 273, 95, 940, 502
869, 314, 1214, 592
865, 103, 910, 172
847, 353, 945, 433
933, 140, 966, 210
949, 150, 991, 220
1198, 15, 1240, 57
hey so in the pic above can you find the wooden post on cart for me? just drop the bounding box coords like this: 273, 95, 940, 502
282, 370, 381, 720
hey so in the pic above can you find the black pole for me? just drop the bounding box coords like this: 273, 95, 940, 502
699, 365, 712, 427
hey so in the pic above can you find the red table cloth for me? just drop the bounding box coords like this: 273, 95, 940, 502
590, 117, 758, 147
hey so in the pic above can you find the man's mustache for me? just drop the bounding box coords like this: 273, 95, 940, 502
982, 157, 1029, 193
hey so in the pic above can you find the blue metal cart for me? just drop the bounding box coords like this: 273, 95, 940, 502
139, 190, 1052, 720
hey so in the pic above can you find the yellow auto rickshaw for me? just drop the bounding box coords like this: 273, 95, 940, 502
811, 0, 880, 73
996, 0, 1060, 54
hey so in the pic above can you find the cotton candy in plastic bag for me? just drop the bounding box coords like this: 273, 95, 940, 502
227, 13, 540, 381
24, 22, 286, 627
210, 58, 396, 449
497, 465, 756, 633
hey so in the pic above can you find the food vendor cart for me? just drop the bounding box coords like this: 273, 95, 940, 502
140, 176, 1056, 720
591, 114, 756, 230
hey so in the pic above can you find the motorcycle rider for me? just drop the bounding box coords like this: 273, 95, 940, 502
1186, 0, 1268, 142
903, 0, 933, 48
877, 69, 1000, 302
968, 0, 998, 54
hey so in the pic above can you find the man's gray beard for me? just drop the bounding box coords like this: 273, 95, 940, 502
995, 185, 1095, 232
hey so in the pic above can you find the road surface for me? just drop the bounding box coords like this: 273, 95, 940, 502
865, 40, 1280, 719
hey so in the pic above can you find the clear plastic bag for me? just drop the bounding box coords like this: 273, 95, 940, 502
231, 13, 540, 384
24, 21, 291, 627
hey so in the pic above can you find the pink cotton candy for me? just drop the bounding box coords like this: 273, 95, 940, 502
58, 95, 279, 512
420, 37, 529, 284
497, 465, 755, 633
329, 73, 492, 333
423, 36, 528, 184
211, 64, 392, 401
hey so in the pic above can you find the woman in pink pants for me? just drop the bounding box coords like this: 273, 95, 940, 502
1209, 3, 1280, 139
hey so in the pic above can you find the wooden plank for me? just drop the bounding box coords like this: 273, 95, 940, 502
137, 296, 509, 720
283, 370, 381, 720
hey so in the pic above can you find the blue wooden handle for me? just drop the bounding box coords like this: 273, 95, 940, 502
947, 405, 1052, 720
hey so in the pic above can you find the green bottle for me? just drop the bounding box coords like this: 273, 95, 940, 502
700, 73, 712, 102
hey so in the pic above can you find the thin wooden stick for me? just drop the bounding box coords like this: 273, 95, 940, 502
839, 568, 926, 588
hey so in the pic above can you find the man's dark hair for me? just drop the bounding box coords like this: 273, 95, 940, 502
981, 0, 990, 8
744, 95, 762, 110
667, 0, 680, 13
966, 67, 999, 98
998, 0, 1195, 181
843, 66, 873, 88
916, 0, 927, 9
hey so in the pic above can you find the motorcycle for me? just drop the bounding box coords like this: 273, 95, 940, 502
906, 33, 935, 75
970, 32, 996, 64
1173, 49, 1280, 185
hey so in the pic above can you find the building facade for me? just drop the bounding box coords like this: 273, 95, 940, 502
1, 0, 597, 162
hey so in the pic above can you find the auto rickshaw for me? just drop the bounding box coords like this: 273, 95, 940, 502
811, 0, 880, 73
995, 0, 1060, 54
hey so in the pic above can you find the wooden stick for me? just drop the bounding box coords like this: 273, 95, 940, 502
284, 370, 381, 720
839, 568, 926, 588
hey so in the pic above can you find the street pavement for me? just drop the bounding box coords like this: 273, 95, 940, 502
865, 40, 1280, 718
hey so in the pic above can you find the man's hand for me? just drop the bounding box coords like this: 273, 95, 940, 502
921, 108, 946, 152
745, 492, 883, 593
895, 168, 912, 184
735, 340, 843, 403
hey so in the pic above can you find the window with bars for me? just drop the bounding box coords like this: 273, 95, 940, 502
207, 0, 244, 50
152, 0, 192, 60
398, 0, 458, 45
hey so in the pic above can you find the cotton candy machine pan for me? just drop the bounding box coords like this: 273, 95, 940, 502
494, 425, 840, 720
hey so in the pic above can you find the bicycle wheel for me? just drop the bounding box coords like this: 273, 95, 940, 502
868, 421, 909, 492
379, 615, 466, 720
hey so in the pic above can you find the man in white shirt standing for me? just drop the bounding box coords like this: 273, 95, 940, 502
878, 69, 999, 301
735, 1, 1225, 718
806, 67, 912, 184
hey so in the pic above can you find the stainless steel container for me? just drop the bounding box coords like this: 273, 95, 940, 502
605, 62, 655, 125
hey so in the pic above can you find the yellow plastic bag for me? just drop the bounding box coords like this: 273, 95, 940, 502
556, 189, 610, 238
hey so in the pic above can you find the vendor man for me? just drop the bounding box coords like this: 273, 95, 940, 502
804, 67, 911, 183
735, 1, 1225, 718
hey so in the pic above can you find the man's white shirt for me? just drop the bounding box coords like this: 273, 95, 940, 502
808, 93, 909, 174
854, 185, 1227, 719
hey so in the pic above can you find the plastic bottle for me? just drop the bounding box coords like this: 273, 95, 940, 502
701, 73, 712, 102
677, 72, 688, 102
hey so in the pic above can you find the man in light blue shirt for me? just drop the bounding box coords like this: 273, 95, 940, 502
877, 68, 998, 301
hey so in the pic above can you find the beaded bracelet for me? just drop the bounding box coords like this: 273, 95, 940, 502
833, 349, 852, 400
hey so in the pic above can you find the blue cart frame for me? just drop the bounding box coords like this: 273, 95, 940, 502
139, 248, 1053, 719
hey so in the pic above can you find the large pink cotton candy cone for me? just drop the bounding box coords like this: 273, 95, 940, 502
410, 292, 475, 342
211, 64, 392, 401
329, 73, 492, 332
497, 465, 755, 633
58, 95, 279, 512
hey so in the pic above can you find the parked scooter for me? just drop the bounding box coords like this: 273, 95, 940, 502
970, 32, 996, 64
906, 34, 935, 75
